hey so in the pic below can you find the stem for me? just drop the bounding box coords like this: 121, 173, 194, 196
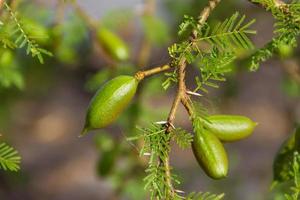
72, 1, 116, 66
160, 0, 222, 197
167, 0, 222, 127
247, 0, 285, 8
135, 64, 171, 81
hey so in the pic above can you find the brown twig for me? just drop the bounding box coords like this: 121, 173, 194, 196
136, 0, 155, 67
247, 0, 284, 7
135, 64, 171, 81
167, 0, 221, 128
282, 59, 300, 84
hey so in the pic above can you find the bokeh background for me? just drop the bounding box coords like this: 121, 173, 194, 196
0, 0, 300, 199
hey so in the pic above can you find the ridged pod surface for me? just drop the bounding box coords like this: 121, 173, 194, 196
97, 27, 129, 61
81, 75, 138, 135
192, 118, 228, 179
204, 115, 257, 142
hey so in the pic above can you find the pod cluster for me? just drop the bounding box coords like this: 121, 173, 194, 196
192, 115, 257, 179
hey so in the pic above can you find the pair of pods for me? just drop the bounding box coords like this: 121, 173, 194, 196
192, 116, 257, 179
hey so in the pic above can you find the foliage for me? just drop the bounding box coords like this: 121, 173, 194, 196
185, 191, 224, 200
171, 128, 193, 149
272, 126, 300, 199
284, 152, 300, 200
250, 0, 300, 71
273, 126, 300, 184
2, 2, 52, 63
0, 142, 21, 171
133, 124, 178, 199
130, 123, 224, 200
166, 12, 255, 91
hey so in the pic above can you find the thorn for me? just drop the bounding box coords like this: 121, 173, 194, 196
175, 189, 185, 194
186, 90, 203, 97
169, 122, 176, 129
155, 121, 168, 125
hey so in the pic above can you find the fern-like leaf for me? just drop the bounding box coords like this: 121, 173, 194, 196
186, 191, 225, 200
0, 143, 21, 171
3, 2, 52, 63
196, 12, 256, 51
194, 48, 235, 93
171, 128, 193, 149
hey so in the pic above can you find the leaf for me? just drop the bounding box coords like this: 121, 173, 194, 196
0, 143, 21, 171
196, 12, 256, 51
3, 2, 52, 63
186, 191, 224, 200
273, 126, 300, 184
171, 128, 193, 149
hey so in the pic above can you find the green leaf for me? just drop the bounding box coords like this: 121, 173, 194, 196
273, 126, 300, 184
0, 143, 21, 171
186, 191, 224, 200
171, 128, 193, 149
196, 12, 256, 51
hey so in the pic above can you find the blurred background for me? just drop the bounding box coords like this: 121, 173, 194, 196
0, 0, 299, 199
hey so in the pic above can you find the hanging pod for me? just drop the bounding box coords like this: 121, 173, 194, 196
192, 118, 228, 179
81, 75, 139, 136
203, 115, 257, 142
97, 27, 129, 61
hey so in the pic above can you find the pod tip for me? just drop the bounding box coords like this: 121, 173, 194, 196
79, 127, 89, 138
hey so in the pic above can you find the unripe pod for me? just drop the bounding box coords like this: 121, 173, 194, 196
81, 75, 138, 135
192, 118, 228, 179
97, 27, 129, 61
204, 115, 257, 142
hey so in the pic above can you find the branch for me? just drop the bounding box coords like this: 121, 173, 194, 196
167, 0, 221, 127
161, 0, 222, 197
247, 0, 285, 8
71, 1, 117, 66
135, 64, 171, 80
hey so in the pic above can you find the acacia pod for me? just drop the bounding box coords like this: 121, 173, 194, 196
192, 119, 228, 179
97, 27, 129, 61
81, 75, 138, 135
204, 115, 257, 142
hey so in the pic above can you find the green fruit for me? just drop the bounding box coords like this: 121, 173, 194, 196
204, 115, 257, 142
278, 43, 293, 58
0, 50, 13, 66
192, 118, 228, 179
81, 75, 138, 135
97, 147, 119, 177
97, 27, 129, 61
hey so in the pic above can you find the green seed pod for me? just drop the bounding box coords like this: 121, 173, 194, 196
192, 118, 228, 179
204, 115, 257, 142
97, 146, 119, 177
97, 27, 129, 61
81, 75, 138, 135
